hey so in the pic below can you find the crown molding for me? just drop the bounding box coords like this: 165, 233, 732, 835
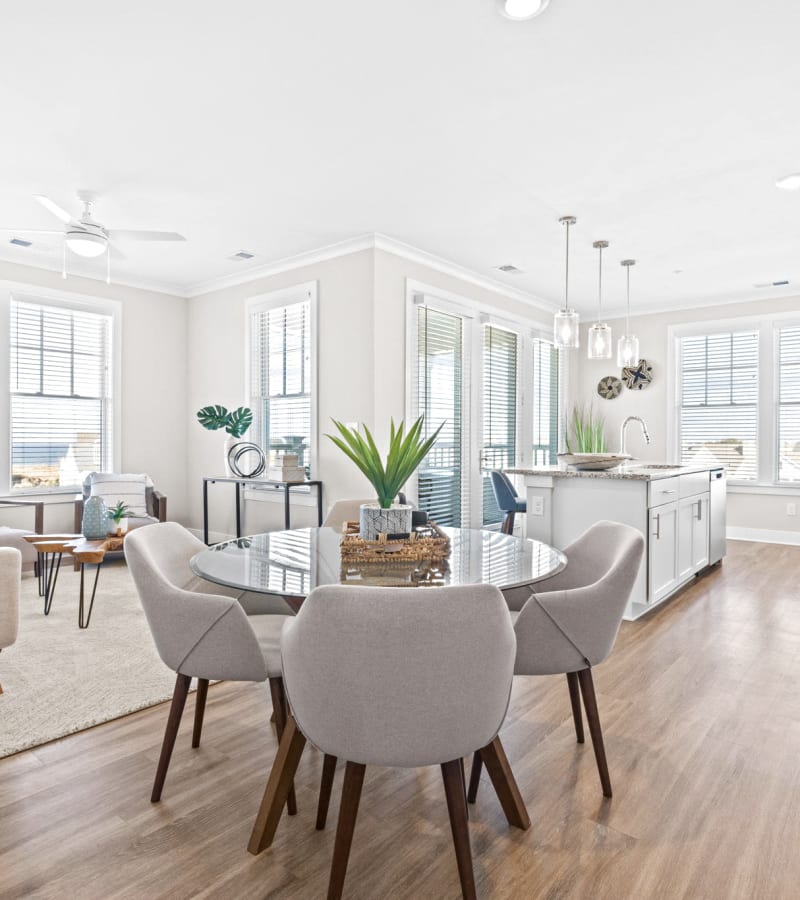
595, 287, 800, 321
371, 233, 556, 313
185, 234, 376, 297
185, 232, 558, 311
0, 249, 187, 298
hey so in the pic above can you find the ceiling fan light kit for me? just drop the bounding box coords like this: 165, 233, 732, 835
0, 191, 185, 286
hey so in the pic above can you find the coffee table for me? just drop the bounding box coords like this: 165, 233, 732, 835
24, 533, 126, 628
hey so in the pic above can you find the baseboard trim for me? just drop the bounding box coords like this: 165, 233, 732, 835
727, 526, 800, 546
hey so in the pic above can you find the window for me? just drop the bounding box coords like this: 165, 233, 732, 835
10, 297, 113, 491
678, 331, 759, 480
482, 325, 518, 525
416, 305, 467, 527
249, 287, 314, 471
531, 337, 560, 465
778, 325, 800, 482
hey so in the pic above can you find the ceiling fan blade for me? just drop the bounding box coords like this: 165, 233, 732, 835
108, 243, 126, 261
0, 228, 64, 234
108, 229, 185, 242
34, 195, 76, 225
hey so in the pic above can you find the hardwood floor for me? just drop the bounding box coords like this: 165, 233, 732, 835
1, 539, 799, 899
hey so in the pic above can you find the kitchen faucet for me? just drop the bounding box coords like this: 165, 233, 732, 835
620, 416, 651, 455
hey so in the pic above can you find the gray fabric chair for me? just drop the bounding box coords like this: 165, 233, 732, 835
0, 547, 22, 694
321, 499, 372, 532
124, 522, 295, 806
248, 584, 530, 900
469, 520, 645, 803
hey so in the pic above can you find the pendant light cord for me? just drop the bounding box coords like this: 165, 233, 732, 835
597, 244, 603, 324
564, 219, 570, 309
626, 264, 631, 333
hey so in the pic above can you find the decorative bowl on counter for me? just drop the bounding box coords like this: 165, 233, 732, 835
557, 452, 632, 471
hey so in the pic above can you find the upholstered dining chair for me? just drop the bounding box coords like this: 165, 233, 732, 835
0, 547, 22, 694
321, 499, 372, 532
124, 522, 295, 806
247, 583, 529, 900
490, 471, 527, 535
468, 520, 644, 804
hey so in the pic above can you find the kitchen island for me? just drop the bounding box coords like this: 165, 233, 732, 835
505, 464, 726, 620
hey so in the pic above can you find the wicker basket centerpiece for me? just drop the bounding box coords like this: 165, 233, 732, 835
339, 521, 451, 564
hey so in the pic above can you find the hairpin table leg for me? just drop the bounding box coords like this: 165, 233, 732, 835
78, 562, 102, 629
42, 552, 63, 615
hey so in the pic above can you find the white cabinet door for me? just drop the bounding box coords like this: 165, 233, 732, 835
649, 501, 678, 603
678, 493, 710, 580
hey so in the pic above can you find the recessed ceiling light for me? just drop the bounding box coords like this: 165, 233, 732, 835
498, 0, 550, 21
776, 173, 800, 190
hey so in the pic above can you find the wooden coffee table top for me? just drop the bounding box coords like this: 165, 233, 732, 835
25, 533, 126, 563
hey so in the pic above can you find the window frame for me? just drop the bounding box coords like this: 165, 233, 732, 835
405, 278, 565, 527
668, 311, 800, 491
244, 281, 319, 478
1, 281, 121, 497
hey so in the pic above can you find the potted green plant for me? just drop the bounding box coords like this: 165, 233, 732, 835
196, 404, 254, 474
107, 500, 132, 536
327, 416, 443, 539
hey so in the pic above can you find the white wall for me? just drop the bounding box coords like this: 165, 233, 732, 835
0, 260, 188, 532
572, 293, 800, 535
186, 247, 554, 536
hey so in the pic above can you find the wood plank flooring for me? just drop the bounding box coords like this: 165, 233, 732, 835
1, 539, 799, 899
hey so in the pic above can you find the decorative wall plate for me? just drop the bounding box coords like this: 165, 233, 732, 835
597, 376, 622, 400
622, 359, 654, 390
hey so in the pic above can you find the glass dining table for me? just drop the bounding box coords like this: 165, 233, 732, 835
190, 526, 567, 610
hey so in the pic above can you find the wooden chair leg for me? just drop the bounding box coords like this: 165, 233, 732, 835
248, 716, 307, 855
317, 753, 338, 830
151, 673, 191, 803
269, 677, 298, 816
566, 671, 585, 743
501, 512, 515, 535
441, 759, 477, 900
327, 761, 366, 900
467, 750, 482, 804
191, 678, 209, 748
577, 667, 612, 798
477, 736, 531, 829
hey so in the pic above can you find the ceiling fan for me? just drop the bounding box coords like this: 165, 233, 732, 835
0, 190, 186, 282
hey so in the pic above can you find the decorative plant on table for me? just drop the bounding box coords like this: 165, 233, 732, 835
564, 403, 608, 453
196, 404, 254, 474
327, 416, 443, 538
108, 501, 132, 536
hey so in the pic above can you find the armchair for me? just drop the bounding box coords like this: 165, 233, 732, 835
0, 498, 44, 572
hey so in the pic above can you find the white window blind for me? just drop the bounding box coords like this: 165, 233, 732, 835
482, 325, 517, 525
250, 298, 312, 469
416, 306, 466, 527
678, 330, 758, 480
10, 298, 112, 491
778, 325, 800, 482
532, 338, 560, 465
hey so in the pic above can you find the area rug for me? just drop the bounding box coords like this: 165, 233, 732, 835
0, 560, 180, 757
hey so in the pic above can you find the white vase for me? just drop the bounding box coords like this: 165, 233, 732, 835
111, 517, 129, 537
359, 503, 413, 540
223, 435, 238, 475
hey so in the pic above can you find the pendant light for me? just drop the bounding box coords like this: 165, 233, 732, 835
553, 215, 580, 349
587, 240, 612, 359
616, 258, 640, 367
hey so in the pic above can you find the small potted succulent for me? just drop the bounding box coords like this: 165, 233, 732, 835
196, 404, 254, 474
327, 416, 443, 539
108, 501, 132, 536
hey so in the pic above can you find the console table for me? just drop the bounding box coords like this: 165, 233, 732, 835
202, 476, 323, 545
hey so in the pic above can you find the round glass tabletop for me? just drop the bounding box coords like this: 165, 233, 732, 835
190, 526, 566, 598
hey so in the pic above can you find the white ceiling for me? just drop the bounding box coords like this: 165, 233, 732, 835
1, 0, 800, 313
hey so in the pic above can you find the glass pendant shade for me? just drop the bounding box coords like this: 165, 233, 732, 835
617, 333, 640, 367
554, 308, 580, 348
588, 322, 613, 359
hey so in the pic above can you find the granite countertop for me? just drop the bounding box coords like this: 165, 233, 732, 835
505, 464, 718, 482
